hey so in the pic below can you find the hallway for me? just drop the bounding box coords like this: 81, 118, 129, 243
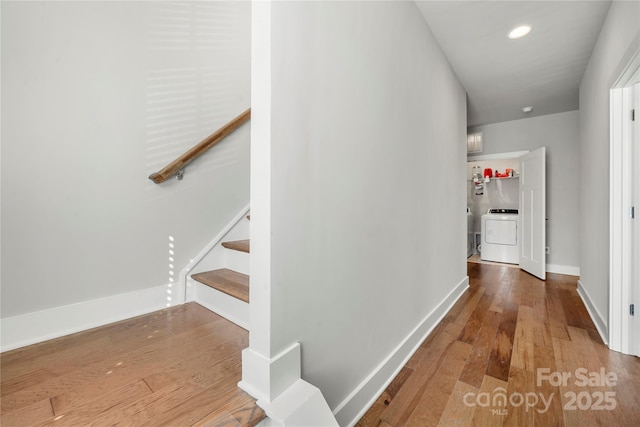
357, 263, 640, 426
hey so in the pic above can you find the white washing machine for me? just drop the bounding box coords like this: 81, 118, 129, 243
481, 209, 519, 264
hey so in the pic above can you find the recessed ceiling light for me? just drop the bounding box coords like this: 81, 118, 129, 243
508, 25, 532, 39
522, 106, 533, 113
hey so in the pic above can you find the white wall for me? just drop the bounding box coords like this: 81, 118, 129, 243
468, 111, 580, 271
261, 0, 466, 419
1, 2, 250, 318
579, 1, 640, 335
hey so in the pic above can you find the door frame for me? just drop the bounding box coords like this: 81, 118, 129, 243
609, 50, 640, 355
467, 150, 529, 258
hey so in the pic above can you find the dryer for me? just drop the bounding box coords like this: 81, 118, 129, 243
481, 209, 519, 264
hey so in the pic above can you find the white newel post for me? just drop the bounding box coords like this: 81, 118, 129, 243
239, 2, 337, 425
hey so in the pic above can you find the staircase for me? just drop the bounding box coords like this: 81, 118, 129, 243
187, 210, 251, 330
191, 239, 250, 309
186, 211, 338, 426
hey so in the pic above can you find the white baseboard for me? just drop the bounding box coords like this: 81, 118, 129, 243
546, 264, 580, 276
1, 284, 171, 352
577, 280, 608, 345
333, 275, 470, 426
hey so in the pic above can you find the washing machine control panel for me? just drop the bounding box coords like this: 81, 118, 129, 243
488, 208, 518, 214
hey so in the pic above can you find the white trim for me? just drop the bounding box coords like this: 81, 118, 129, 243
610, 86, 625, 352
189, 278, 249, 330
248, 0, 272, 357
333, 275, 470, 427
180, 204, 250, 302
239, 342, 302, 404
546, 264, 580, 276
1, 284, 169, 352
257, 379, 338, 427
609, 78, 636, 354
578, 280, 608, 345
240, 341, 336, 426
467, 150, 529, 161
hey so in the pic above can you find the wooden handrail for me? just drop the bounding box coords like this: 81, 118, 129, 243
149, 108, 251, 184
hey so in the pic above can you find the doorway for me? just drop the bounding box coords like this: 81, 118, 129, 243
609, 51, 640, 356
467, 151, 526, 258
466, 149, 546, 280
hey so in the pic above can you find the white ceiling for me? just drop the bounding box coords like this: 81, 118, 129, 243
415, 1, 612, 127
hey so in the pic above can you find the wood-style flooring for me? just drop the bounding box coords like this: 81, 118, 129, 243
3, 263, 640, 427
357, 262, 640, 426
0, 303, 265, 427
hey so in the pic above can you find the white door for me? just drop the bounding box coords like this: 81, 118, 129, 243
519, 147, 546, 280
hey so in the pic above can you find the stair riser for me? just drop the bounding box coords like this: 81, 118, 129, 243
189, 279, 249, 330
225, 249, 250, 275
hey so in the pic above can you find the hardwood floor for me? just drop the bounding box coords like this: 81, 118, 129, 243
357, 262, 640, 427
0, 303, 265, 427
4, 264, 640, 427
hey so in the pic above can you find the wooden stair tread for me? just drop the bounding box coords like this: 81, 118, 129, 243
222, 239, 250, 253
192, 269, 249, 303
